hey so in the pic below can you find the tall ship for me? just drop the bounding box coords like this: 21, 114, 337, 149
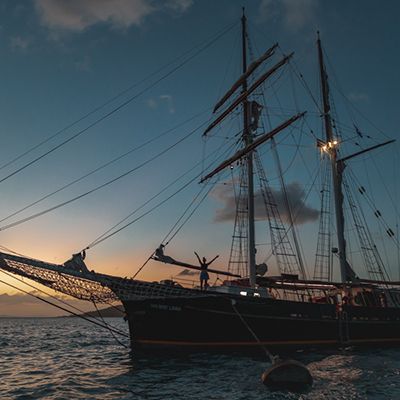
0, 12, 399, 351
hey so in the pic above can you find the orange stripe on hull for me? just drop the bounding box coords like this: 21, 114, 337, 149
136, 338, 400, 347
136, 339, 337, 346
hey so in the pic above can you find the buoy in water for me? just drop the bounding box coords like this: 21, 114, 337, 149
261, 359, 313, 391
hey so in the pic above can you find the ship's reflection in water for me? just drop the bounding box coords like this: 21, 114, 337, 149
1, 318, 399, 399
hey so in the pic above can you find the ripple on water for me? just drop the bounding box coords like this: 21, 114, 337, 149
1, 318, 400, 399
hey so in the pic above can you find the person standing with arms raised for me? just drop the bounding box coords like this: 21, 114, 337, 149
194, 252, 219, 290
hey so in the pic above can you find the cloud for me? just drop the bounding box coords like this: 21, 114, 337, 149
167, 0, 193, 13
348, 92, 369, 103
10, 36, 31, 51
159, 94, 175, 114
74, 55, 91, 71
0, 292, 106, 317
213, 181, 319, 224
258, 0, 318, 31
258, 0, 279, 22
34, 0, 193, 33
176, 268, 197, 276
146, 98, 158, 109
0, 292, 63, 317
146, 94, 175, 113
0, 292, 41, 306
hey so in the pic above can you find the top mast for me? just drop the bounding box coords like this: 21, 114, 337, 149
241, 9, 257, 287
317, 32, 356, 283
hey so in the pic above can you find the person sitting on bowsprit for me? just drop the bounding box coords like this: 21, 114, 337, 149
63, 250, 89, 274
154, 244, 176, 264
194, 251, 219, 291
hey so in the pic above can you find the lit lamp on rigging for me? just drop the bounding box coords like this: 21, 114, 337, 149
317, 138, 339, 154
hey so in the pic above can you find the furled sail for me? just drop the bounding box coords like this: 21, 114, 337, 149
201, 112, 306, 183
213, 43, 278, 113
203, 53, 294, 136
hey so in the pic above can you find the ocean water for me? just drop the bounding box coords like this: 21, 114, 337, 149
0, 318, 399, 399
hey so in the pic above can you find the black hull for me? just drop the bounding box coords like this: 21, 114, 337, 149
123, 295, 400, 352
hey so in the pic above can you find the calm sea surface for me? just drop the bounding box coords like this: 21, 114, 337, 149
0, 317, 399, 399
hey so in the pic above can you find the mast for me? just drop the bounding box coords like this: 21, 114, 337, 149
317, 32, 354, 283
241, 9, 256, 287
202, 12, 305, 283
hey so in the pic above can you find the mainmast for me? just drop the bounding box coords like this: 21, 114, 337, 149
241, 10, 256, 287
317, 33, 355, 283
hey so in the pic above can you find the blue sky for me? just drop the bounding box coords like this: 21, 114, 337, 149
0, 0, 399, 308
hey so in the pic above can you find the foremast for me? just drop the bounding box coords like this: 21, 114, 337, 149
202, 11, 304, 287
241, 10, 257, 287
317, 33, 356, 283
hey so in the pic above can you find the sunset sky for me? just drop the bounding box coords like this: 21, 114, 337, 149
0, 0, 399, 316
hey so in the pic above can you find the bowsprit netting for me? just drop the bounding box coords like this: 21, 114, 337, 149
0, 252, 118, 302
0, 251, 209, 302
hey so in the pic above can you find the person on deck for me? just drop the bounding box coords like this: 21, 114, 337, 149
194, 251, 219, 291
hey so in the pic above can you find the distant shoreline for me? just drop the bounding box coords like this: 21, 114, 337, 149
0, 316, 123, 319
0, 305, 125, 319
0, 316, 61, 319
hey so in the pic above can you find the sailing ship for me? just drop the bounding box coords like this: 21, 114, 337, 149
1, 12, 400, 352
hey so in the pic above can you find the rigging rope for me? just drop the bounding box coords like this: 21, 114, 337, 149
162, 185, 209, 246
0, 23, 237, 175
86, 132, 239, 251
263, 157, 323, 265
92, 300, 128, 348
323, 48, 392, 141
363, 158, 392, 276
89, 174, 201, 250
254, 57, 309, 275
231, 301, 274, 362
348, 169, 400, 250
287, 58, 322, 115
0, 278, 128, 338
132, 180, 219, 280
131, 142, 239, 279
0, 108, 210, 225
0, 244, 30, 258
85, 132, 237, 249
0, 120, 208, 233
270, 137, 307, 279
0, 23, 237, 186
164, 178, 219, 247
0, 269, 126, 334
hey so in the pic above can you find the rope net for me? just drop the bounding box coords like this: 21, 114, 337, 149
0, 251, 204, 302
